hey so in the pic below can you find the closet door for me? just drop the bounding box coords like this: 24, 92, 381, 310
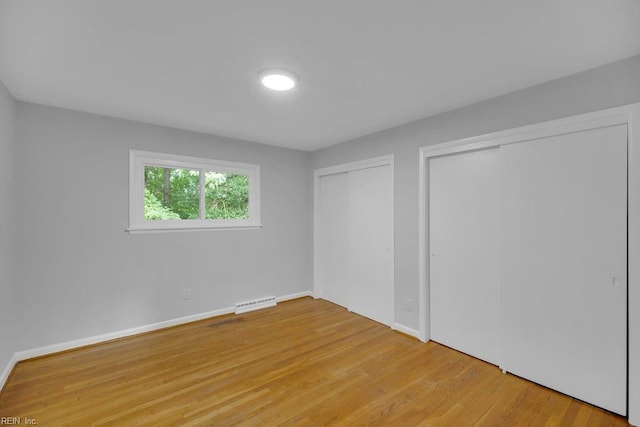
348, 165, 394, 326
317, 172, 350, 308
500, 125, 627, 415
316, 163, 394, 326
429, 149, 500, 365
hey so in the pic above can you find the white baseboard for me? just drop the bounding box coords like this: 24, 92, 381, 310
392, 323, 422, 340
13, 306, 237, 363
0, 353, 19, 392
0, 290, 313, 391
276, 290, 313, 302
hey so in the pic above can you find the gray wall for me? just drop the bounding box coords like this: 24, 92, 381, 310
312, 54, 640, 330
4, 54, 640, 357
12, 103, 312, 352
0, 81, 16, 371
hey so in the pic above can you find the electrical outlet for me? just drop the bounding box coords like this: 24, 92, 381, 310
182, 288, 191, 300
403, 298, 414, 312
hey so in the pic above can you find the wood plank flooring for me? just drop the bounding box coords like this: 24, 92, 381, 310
0, 297, 630, 426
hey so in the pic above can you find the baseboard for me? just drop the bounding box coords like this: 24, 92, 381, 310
0, 353, 19, 394
13, 305, 238, 364
276, 290, 313, 302
0, 290, 313, 391
392, 323, 421, 340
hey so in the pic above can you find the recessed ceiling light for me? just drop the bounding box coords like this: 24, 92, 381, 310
258, 68, 298, 91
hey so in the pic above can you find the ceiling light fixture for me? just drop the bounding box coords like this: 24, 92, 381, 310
258, 68, 298, 91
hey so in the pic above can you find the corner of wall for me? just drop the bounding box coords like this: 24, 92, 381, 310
0, 79, 18, 393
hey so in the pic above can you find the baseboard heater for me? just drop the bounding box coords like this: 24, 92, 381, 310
234, 296, 277, 314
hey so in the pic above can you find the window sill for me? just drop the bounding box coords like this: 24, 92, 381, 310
126, 224, 263, 234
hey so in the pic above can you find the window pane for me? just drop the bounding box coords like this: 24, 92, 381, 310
144, 166, 200, 220
205, 172, 249, 219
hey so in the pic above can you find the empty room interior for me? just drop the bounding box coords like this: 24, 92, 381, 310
2, 1, 640, 425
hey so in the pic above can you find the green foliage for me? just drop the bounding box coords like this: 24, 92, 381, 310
144, 166, 249, 221
144, 188, 180, 220
205, 172, 249, 219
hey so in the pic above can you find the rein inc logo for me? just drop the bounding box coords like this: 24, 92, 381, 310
1, 417, 37, 425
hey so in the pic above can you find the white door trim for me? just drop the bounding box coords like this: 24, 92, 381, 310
313, 155, 395, 324
418, 102, 640, 425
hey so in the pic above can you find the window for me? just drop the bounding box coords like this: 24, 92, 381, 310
128, 150, 261, 233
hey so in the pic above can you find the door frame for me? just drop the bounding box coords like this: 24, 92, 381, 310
313, 155, 395, 324
418, 103, 640, 424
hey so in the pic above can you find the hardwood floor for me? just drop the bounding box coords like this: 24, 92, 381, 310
0, 297, 629, 426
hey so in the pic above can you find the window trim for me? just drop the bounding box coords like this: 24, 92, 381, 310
128, 150, 261, 234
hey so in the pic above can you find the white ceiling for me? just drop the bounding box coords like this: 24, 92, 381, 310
1, 1, 639, 151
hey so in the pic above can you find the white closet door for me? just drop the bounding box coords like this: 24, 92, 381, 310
318, 172, 350, 308
500, 124, 627, 415
348, 165, 394, 326
429, 149, 500, 365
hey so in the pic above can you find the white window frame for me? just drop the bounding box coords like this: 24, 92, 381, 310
128, 150, 261, 233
